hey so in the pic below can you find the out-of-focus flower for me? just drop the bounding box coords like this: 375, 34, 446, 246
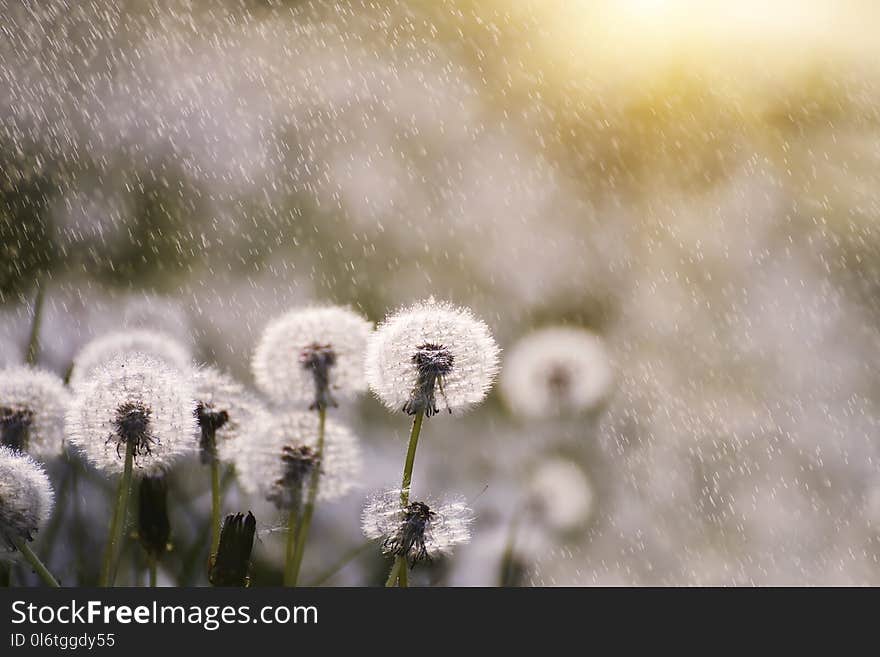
193, 366, 265, 464
235, 411, 362, 509
365, 299, 500, 417
362, 490, 473, 567
0, 366, 70, 459
252, 306, 373, 410
66, 353, 198, 477
0, 446, 54, 550
501, 327, 612, 419
209, 511, 256, 587
69, 329, 192, 389
527, 457, 594, 533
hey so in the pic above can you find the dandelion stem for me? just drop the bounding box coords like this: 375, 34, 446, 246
25, 278, 45, 366
148, 557, 157, 587
210, 451, 222, 557
11, 536, 59, 587
386, 411, 425, 587
0, 562, 10, 586
100, 439, 135, 587
286, 406, 326, 586
282, 503, 300, 586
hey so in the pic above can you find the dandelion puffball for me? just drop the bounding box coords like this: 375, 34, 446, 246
501, 327, 612, 418
362, 490, 473, 566
0, 446, 54, 549
69, 329, 191, 389
0, 366, 70, 459
365, 299, 500, 417
235, 410, 362, 509
193, 366, 266, 463
528, 457, 594, 532
252, 306, 373, 410
66, 352, 198, 477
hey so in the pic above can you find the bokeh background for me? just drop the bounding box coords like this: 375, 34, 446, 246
2, 0, 880, 585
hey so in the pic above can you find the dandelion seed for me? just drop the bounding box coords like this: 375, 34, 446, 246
69, 329, 191, 389
235, 411, 362, 509
0, 446, 54, 549
527, 457, 594, 533
192, 366, 265, 464
252, 306, 373, 410
501, 327, 612, 418
362, 491, 473, 567
66, 352, 198, 477
0, 367, 69, 459
365, 299, 500, 417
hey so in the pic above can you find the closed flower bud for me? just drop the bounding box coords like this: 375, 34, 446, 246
137, 475, 171, 559
209, 511, 256, 587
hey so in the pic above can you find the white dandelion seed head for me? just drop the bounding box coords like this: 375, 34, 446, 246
362, 490, 474, 564
252, 306, 373, 409
0, 366, 70, 459
69, 329, 192, 389
66, 352, 198, 477
527, 457, 594, 533
235, 410, 362, 509
365, 299, 500, 417
501, 327, 612, 418
0, 446, 54, 549
193, 366, 266, 463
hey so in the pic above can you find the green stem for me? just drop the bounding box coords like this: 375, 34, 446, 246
498, 514, 522, 587
25, 279, 45, 365
11, 536, 59, 587
282, 504, 300, 586
386, 412, 425, 588
100, 439, 135, 586
210, 454, 221, 557
286, 407, 326, 587
148, 557, 157, 587
0, 562, 10, 587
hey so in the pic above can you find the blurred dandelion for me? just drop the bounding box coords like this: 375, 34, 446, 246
0, 366, 70, 459
69, 329, 192, 389
527, 457, 595, 534
0, 446, 58, 586
501, 328, 612, 419
366, 299, 498, 586
65, 352, 197, 586
234, 409, 362, 584
193, 366, 265, 558
362, 490, 473, 569
235, 411, 362, 508
252, 306, 373, 410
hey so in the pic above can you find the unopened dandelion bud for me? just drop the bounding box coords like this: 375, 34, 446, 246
209, 511, 257, 587
137, 475, 170, 559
